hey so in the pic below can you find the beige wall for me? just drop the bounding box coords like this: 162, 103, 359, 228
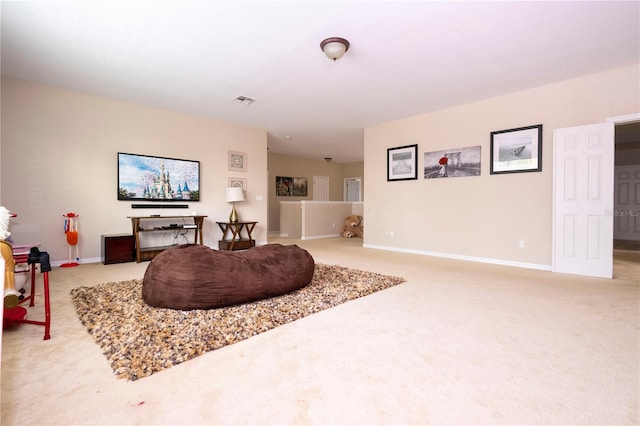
1, 78, 268, 263
279, 201, 303, 238
364, 64, 640, 268
279, 201, 364, 239
267, 152, 363, 232
3, 64, 637, 266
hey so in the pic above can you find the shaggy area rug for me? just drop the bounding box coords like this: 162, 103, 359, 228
70, 264, 404, 381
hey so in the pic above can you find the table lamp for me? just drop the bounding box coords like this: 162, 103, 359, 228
225, 187, 244, 222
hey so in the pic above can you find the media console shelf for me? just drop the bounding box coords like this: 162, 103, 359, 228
128, 215, 207, 262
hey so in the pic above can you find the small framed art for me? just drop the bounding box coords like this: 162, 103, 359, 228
228, 177, 247, 191
228, 151, 247, 172
490, 124, 542, 174
387, 144, 418, 181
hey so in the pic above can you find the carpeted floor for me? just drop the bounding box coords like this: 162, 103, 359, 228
3, 237, 638, 425
70, 263, 404, 380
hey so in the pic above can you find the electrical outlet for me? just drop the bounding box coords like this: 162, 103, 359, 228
519, 240, 525, 249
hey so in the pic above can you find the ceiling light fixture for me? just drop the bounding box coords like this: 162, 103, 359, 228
320, 37, 350, 61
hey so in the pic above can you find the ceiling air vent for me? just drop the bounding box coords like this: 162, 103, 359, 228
233, 96, 256, 105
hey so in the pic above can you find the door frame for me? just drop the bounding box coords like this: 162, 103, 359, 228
552, 112, 639, 278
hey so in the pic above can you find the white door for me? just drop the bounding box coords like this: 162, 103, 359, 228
313, 176, 329, 201
344, 177, 361, 201
614, 165, 640, 241
553, 122, 614, 278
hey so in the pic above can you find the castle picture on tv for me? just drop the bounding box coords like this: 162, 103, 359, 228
118, 152, 200, 202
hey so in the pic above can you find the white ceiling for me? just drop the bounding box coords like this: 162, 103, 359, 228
2, 1, 638, 163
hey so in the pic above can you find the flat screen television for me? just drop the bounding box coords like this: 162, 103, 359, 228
118, 152, 200, 202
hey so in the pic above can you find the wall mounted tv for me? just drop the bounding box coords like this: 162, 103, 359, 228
118, 152, 200, 202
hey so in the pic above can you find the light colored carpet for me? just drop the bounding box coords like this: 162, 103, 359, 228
1, 237, 639, 425
70, 264, 404, 380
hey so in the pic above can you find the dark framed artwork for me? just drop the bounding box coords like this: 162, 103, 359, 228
276, 176, 307, 196
490, 124, 542, 174
387, 144, 418, 181
276, 176, 293, 196
293, 178, 308, 196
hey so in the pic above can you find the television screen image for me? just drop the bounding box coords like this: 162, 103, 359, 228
118, 152, 200, 202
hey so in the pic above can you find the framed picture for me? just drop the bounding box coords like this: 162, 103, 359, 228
490, 124, 542, 174
424, 145, 481, 179
275, 176, 308, 196
228, 151, 247, 172
228, 177, 247, 191
387, 144, 418, 181
276, 176, 293, 196
293, 177, 308, 196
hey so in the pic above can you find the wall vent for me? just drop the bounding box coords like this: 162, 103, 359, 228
233, 96, 256, 105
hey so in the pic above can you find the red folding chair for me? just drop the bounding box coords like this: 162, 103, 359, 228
3, 247, 51, 340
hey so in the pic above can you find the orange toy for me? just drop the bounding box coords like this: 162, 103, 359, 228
61, 212, 80, 268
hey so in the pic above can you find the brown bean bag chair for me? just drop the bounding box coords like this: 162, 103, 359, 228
142, 243, 315, 310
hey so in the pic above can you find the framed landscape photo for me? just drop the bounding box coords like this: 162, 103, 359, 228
228, 151, 247, 172
490, 124, 542, 174
387, 144, 418, 181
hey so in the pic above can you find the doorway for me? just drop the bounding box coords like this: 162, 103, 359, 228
313, 176, 329, 201
552, 113, 640, 278
614, 121, 640, 251
344, 177, 362, 202
613, 121, 640, 282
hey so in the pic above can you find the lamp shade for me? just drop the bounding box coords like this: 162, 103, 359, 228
225, 187, 244, 203
320, 37, 350, 61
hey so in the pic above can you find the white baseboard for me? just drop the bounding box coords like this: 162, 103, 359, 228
51, 256, 102, 267
362, 243, 551, 271
301, 233, 341, 240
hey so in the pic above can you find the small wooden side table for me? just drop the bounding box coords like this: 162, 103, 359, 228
216, 221, 257, 250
